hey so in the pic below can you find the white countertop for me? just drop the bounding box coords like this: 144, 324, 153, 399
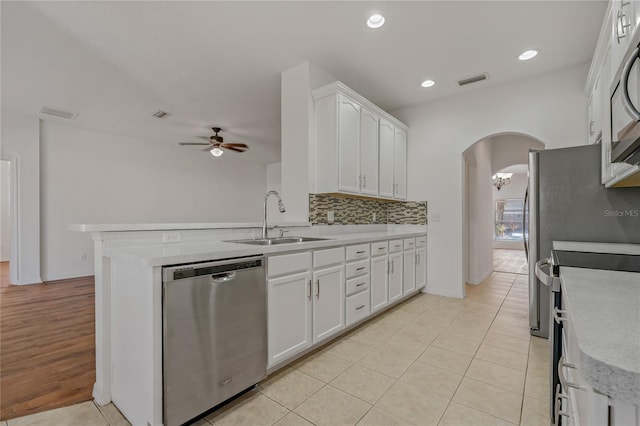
104, 229, 427, 267
69, 222, 311, 232
560, 266, 640, 403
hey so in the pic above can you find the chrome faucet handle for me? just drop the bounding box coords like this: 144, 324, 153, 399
279, 229, 289, 237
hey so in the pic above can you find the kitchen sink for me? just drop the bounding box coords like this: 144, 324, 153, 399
226, 236, 332, 246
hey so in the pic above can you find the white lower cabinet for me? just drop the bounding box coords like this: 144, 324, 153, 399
267, 236, 427, 369
346, 289, 370, 326
403, 249, 416, 294
267, 257, 313, 367
388, 252, 403, 303
370, 251, 389, 313
416, 246, 426, 290
558, 292, 640, 426
312, 264, 345, 342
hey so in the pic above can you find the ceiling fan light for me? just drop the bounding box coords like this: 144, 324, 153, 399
210, 147, 223, 157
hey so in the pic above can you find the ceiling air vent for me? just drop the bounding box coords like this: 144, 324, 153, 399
457, 73, 489, 87
39, 106, 78, 120
151, 110, 170, 119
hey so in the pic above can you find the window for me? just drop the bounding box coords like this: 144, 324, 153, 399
495, 198, 525, 241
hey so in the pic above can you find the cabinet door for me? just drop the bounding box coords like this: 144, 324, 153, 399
267, 272, 312, 367
403, 249, 416, 294
370, 255, 388, 313
378, 120, 395, 198
589, 74, 602, 144
312, 265, 345, 343
416, 247, 426, 290
393, 128, 407, 200
388, 252, 403, 303
360, 107, 379, 196
338, 95, 361, 194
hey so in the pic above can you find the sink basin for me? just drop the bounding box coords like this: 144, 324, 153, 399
226, 236, 332, 246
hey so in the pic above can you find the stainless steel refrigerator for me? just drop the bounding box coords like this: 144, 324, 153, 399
526, 144, 640, 338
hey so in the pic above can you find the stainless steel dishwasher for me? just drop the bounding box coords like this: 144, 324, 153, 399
162, 256, 266, 426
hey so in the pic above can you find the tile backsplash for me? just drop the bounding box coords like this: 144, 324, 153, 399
309, 193, 427, 225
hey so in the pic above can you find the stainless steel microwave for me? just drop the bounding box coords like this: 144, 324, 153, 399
611, 38, 640, 165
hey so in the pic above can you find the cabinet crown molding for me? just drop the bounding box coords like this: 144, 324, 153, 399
312, 81, 408, 131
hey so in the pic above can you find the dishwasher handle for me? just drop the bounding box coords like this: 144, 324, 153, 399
210, 272, 237, 283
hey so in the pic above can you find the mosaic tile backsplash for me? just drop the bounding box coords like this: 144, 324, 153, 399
309, 193, 427, 225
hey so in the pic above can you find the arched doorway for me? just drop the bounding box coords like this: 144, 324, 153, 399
463, 133, 544, 287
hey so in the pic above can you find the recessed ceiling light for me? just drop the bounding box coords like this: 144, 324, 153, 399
518, 50, 538, 61
420, 80, 435, 88
367, 14, 385, 29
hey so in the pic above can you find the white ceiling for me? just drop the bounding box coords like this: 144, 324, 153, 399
1, 1, 607, 164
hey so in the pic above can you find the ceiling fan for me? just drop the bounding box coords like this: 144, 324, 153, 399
179, 127, 249, 157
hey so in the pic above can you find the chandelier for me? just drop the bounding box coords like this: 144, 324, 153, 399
492, 173, 513, 190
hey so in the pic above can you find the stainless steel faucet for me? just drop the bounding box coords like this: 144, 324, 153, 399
262, 191, 286, 239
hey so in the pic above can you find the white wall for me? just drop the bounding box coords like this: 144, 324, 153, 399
40, 120, 268, 281
1, 109, 41, 284
1, 161, 11, 261
280, 61, 336, 222
465, 139, 494, 284
393, 64, 589, 298
491, 134, 544, 174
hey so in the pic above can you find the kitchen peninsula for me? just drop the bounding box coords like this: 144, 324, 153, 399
71, 222, 428, 426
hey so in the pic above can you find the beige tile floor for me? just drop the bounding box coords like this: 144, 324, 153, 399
6, 271, 550, 426
493, 249, 528, 275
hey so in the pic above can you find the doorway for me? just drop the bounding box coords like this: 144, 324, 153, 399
463, 133, 544, 284
1, 160, 11, 285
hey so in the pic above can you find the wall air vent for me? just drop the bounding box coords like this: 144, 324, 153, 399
457, 73, 489, 86
39, 106, 78, 120
151, 110, 170, 119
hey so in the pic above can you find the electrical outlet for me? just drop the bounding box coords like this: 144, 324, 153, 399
80, 253, 87, 262
327, 210, 334, 224
430, 213, 441, 222
162, 232, 181, 243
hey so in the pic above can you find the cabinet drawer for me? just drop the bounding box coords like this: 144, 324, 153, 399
268, 252, 311, 278
346, 290, 370, 326
346, 259, 369, 279
346, 244, 370, 261
346, 274, 370, 296
313, 247, 344, 269
416, 236, 427, 248
389, 239, 403, 253
370, 241, 388, 257
404, 238, 416, 249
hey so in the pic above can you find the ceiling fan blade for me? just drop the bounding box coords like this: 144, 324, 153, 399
179, 142, 211, 146
221, 143, 249, 148
225, 146, 246, 153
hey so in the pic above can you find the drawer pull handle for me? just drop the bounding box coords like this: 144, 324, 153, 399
356, 282, 366, 287
356, 305, 366, 311
553, 307, 568, 324
378, 247, 385, 250
356, 267, 365, 271
558, 356, 583, 390
356, 251, 366, 254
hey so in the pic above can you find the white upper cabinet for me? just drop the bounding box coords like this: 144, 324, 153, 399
360, 107, 380, 196
588, 73, 602, 144
379, 120, 395, 198
338, 95, 361, 193
313, 82, 409, 200
393, 128, 408, 200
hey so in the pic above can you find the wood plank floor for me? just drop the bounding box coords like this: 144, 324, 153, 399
0, 262, 96, 421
